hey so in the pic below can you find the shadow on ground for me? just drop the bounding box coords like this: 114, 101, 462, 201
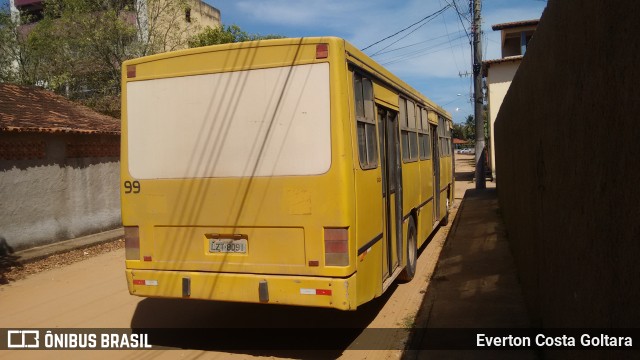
131, 282, 398, 358
0, 237, 21, 285
403, 189, 534, 359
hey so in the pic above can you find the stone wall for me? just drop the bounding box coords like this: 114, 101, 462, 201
0, 132, 121, 251
494, 0, 639, 332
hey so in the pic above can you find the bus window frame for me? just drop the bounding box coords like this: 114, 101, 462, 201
418, 107, 431, 160
353, 71, 379, 170
400, 97, 419, 163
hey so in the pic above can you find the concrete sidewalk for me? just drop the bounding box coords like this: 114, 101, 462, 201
407, 185, 535, 359
14, 227, 124, 263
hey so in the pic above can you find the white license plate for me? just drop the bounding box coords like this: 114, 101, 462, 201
209, 238, 247, 253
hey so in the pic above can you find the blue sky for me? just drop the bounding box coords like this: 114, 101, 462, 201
204, 0, 546, 124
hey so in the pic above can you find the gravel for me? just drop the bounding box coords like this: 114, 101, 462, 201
1, 238, 124, 284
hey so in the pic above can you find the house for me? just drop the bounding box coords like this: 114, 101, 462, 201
0, 83, 121, 251
483, 19, 539, 179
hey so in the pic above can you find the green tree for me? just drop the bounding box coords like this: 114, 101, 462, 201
188, 24, 283, 48
2, 1, 283, 117
463, 114, 475, 141
0, 5, 44, 84
0, 6, 15, 82
1, 0, 201, 117
452, 123, 465, 140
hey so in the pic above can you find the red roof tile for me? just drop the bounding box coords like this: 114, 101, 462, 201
0, 83, 120, 135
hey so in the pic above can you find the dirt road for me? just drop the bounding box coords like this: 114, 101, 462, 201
0, 155, 476, 360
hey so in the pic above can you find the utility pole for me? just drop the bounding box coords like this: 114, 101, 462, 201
472, 0, 486, 189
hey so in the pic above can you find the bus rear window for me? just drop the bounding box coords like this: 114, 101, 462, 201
126, 63, 331, 179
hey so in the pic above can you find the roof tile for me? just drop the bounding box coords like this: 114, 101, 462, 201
0, 83, 120, 135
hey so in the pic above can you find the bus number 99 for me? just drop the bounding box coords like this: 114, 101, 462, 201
124, 180, 140, 194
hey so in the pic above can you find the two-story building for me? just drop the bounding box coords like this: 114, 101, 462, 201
483, 19, 539, 179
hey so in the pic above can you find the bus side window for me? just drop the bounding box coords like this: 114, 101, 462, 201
354, 72, 378, 169
419, 108, 431, 160
437, 115, 452, 157
400, 98, 418, 162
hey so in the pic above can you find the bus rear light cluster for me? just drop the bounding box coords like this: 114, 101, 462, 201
124, 226, 140, 260
324, 228, 349, 266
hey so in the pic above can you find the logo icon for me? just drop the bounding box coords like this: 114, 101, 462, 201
7, 330, 39, 348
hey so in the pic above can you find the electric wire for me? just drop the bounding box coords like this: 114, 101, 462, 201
361, 5, 451, 52
369, 6, 451, 57
371, 30, 465, 57
438, 0, 463, 76
447, 0, 472, 43
379, 33, 468, 66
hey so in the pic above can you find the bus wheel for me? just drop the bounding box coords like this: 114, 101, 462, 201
399, 218, 417, 282
441, 198, 451, 226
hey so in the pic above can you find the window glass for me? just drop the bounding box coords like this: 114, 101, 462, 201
399, 98, 407, 128
357, 122, 367, 164
363, 78, 374, 121
387, 119, 396, 192
409, 132, 418, 160
378, 112, 386, 191
366, 123, 378, 166
407, 100, 416, 129
356, 121, 379, 169
419, 133, 431, 160
421, 108, 429, 130
354, 71, 378, 169
401, 131, 410, 161
354, 74, 364, 118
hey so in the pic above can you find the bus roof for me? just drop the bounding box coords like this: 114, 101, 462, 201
122, 36, 451, 120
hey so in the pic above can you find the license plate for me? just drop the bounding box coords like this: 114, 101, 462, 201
209, 238, 247, 253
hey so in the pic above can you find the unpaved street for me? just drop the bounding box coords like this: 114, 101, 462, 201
0, 155, 475, 360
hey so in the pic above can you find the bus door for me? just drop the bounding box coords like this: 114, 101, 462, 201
431, 124, 440, 224
378, 106, 403, 281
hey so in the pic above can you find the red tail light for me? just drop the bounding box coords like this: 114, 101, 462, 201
324, 228, 349, 266
316, 44, 328, 59
127, 65, 136, 78
124, 226, 140, 260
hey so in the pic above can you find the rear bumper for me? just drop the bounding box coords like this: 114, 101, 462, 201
126, 269, 358, 310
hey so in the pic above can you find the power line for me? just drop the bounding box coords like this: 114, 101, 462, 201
445, 0, 472, 43
371, 30, 465, 57
379, 34, 468, 66
361, 5, 451, 52
369, 6, 451, 57
379, 34, 467, 64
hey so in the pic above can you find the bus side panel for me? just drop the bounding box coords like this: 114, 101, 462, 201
351, 73, 385, 305
402, 162, 420, 218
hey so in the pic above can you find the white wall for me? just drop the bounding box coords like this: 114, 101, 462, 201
0, 133, 121, 251
486, 60, 520, 178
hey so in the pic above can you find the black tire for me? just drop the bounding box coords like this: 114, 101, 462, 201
399, 217, 417, 282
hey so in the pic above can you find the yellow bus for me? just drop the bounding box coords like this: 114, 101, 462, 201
121, 37, 454, 310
